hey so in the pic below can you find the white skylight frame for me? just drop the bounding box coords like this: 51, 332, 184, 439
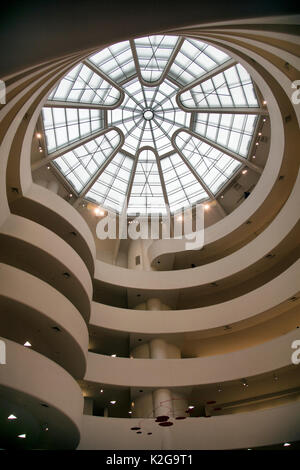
48, 63, 122, 107
179, 64, 259, 109
40, 34, 264, 215
42, 107, 104, 153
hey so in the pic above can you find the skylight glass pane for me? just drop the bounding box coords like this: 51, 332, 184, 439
48, 63, 121, 106
180, 64, 259, 109
134, 35, 178, 83
169, 38, 230, 85
53, 129, 121, 193
127, 149, 166, 214
85, 153, 133, 212
175, 131, 241, 195
161, 153, 209, 212
88, 41, 136, 84
42, 107, 104, 153
193, 113, 258, 157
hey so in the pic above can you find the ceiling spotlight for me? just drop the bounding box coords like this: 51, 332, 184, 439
242, 169, 248, 175
218, 385, 223, 392
263, 100, 267, 105
111, 354, 117, 357
241, 379, 248, 387
284, 443, 291, 447
94, 207, 105, 216
39, 147, 43, 153
8, 414, 17, 420
18, 434, 26, 439
188, 405, 195, 410
263, 118, 266, 122
252, 156, 256, 159
46, 165, 50, 170
220, 195, 224, 199
110, 400, 116, 405
24, 341, 32, 347
273, 374, 279, 381
69, 193, 73, 198
255, 142, 259, 146
258, 132, 262, 136
128, 411, 132, 414
36, 133, 42, 139
204, 204, 210, 210
100, 389, 104, 393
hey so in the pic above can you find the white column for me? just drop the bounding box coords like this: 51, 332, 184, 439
47, 179, 59, 194
35, 178, 48, 188
83, 397, 93, 415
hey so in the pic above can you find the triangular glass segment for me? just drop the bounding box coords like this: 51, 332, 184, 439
42, 107, 104, 153
175, 131, 241, 195
48, 63, 121, 107
88, 41, 136, 84
169, 38, 230, 86
179, 64, 258, 109
134, 35, 179, 83
127, 149, 166, 215
193, 113, 258, 157
85, 152, 134, 212
161, 153, 209, 213
53, 129, 121, 193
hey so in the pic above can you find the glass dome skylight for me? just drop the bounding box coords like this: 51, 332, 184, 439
41, 35, 263, 215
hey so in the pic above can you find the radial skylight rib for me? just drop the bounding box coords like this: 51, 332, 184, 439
175, 131, 241, 195
193, 113, 258, 157
169, 38, 230, 86
85, 152, 134, 211
179, 64, 258, 109
134, 35, 178, 83
160, 153, 209, 212
88, 41, 136, 84
127, 149, 166, 214
48, 63, 121, 107
53, 129, 121, 193
42, 107, 104, 153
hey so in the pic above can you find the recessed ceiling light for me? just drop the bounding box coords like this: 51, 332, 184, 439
24, 341, 31, 347
204, 204, 210, 210
36, 133, 42, 139
258, 132, 262, 136
18, 434, 26, 439
284, 442, 291, 447
94, 207, 105, 216
111, 354, 117, 357
263, 100, 267, 105
46, 165, 50, 170
110, 400, 116, 405
8, 414, 17, 420
242, 169, 247, 174
100, 389, 104, 393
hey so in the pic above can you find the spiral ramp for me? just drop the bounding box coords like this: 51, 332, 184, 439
0, 13, 299, 449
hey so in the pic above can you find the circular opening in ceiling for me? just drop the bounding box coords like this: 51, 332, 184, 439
143, 109, 154, 121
